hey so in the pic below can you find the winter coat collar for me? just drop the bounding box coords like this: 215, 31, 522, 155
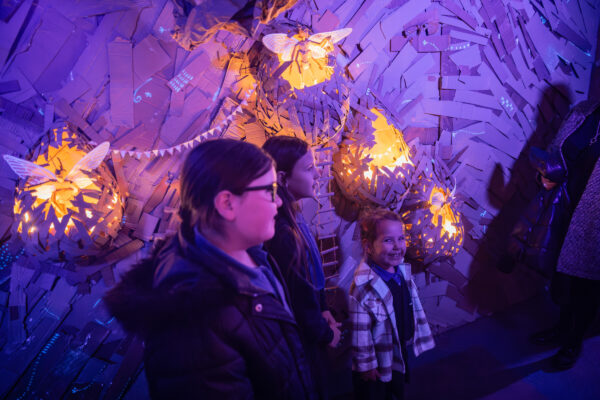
153, 229, 273, 297
103, 229, 296, 335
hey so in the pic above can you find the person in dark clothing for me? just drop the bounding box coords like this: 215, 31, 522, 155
529, 101, 600, 370
262, 136, 342, 399
504, 147, 571, 278
104, 139, 317, 399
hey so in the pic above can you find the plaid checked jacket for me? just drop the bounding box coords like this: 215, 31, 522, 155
349, 260, 435, 382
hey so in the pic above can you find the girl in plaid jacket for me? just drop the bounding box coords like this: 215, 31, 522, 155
349, 209, 435, 399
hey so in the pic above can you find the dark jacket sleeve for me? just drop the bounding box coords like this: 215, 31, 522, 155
318, 288, 328, 312
266, 223, 334, 345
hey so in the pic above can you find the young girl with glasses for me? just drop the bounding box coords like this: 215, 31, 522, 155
262, 136, 342, 399
105, 138, 317, 399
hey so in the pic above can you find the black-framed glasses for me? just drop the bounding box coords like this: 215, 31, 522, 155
241, 182, 278, 202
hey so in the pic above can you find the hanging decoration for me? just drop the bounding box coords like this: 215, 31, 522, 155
262, 27, 352, 90
110, 86, 255, 159
252, 21, 351, 146
4, 126, 124, 264
399, 154, 464, 266
333, 107, 415, 208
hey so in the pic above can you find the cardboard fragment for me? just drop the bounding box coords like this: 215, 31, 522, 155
108, 38, 134, 128
133, 35, 171, 82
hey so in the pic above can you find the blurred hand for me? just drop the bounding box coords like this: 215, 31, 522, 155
541, 176, 558, 190
328, 323, 342, 348
321, 310, 337, 325
323, 310, 343, 348
360, 369, 380, 381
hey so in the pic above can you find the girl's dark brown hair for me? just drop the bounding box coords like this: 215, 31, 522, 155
262, 136, 311, 277
179, 138, 273, 239
359, 208, 405, 246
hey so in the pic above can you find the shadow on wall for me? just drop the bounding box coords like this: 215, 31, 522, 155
463, 83, 573, 315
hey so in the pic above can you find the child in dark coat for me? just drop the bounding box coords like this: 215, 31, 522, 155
105, 139, 316, 399
263, 136, 342, 399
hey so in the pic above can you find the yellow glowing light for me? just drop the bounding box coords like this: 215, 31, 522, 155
4, 130, 108, 223
24, 212, 30, 223
344, 109, 413, 184
428, 186, 461, 240
368, 109, 413, 169
65, 218, 75, 234
85, 210, 93, 219
14, 199, 22, 215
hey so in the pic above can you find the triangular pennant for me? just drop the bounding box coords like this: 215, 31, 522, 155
175, 144, 182, 152
120, 150, 127, 158
144, 151, 151, 158
167, 148, 174, 155
159, 149, 166, 156
152, 150, 159, 156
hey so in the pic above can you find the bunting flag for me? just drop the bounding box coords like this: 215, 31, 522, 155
110, 86, 255, 159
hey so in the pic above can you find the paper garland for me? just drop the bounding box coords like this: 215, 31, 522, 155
109, 86, 255, 159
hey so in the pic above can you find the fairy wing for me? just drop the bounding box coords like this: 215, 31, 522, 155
262, 33, 298, 62
304, 41, 328, 59
309, 28, 352, 45
3, 155, 57, 185
65, 141, 111, 188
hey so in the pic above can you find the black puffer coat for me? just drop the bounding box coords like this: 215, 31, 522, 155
506, 148, 571, 277
104, 230, 316, 400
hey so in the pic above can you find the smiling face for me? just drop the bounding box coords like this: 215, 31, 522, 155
232, 168, 282, 248
366, 219, 407, 271
285, 149, 320, 201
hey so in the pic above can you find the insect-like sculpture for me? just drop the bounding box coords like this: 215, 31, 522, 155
4, 142, 111, 218
262, 27, 352, 89
3, 126, 124, 264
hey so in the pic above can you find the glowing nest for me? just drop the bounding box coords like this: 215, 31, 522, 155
251, 20, 351, 146
333, 107, 415, 208
10, 126, 124, 264
399, 157, 464, 266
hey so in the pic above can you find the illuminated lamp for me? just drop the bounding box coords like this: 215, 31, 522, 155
399, 161, 464, 266
333, 108, 415, 208
252, 21, 350, 146
4, 126, 124, 264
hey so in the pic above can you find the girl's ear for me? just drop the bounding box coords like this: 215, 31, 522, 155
277, 170, 287, 186
213, 190, 237, 221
